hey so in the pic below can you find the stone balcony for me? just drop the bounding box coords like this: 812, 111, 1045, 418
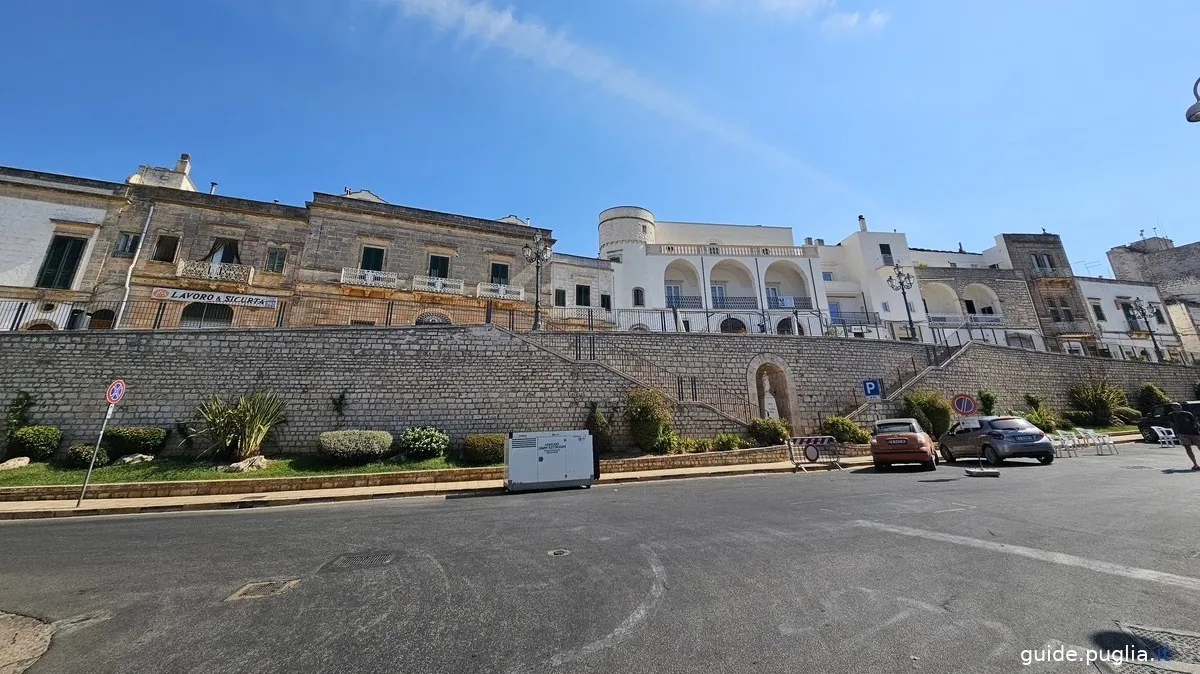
340, 267, 400, 289
177, 260, 255, 284
413, 275, 466, 295
476, 282, 525, 301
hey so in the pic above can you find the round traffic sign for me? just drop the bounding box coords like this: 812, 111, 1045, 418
951, 393, 977, 416
804, 444, 821, 463
106, 379, 126, 405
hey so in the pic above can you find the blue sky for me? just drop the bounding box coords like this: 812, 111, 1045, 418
3, 0, 1198, 275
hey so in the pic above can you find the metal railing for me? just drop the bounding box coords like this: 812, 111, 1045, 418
666, 296, 703, 309
476, 282, 525, 301
967, 314, 1004, 325
177, 260, 255, 284
646, 244, 817, 258
340, 267, 400, 289
1030, 268, 1072, 279
926, 313, 963, 324
712, 296, 758, 310
1046, 319, 1094, 335
766, 296, 814, 310
881, 254, 895, 267
412, 275, 466, 295
828, 312, 882, 326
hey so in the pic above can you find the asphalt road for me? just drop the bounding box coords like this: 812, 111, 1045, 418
3, 445, 1200, 674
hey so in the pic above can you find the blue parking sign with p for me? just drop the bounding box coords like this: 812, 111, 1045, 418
862, 379, 882, 401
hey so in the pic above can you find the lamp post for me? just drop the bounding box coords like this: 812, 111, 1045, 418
1187, 76, 1200, 123
522, 232, 552, 331
886, 261, 917, 341
1130, 297, 1165, 362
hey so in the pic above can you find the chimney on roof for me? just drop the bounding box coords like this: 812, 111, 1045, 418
814, 238, 825, 246
344, 187, 352, 195
175, 153, 191, 176
209, 182, 218, 195
804, 236, 814, 246
858, 215, 867, 232
958, 242, 964, 253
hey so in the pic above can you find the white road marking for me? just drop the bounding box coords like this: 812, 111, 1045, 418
852, 520, 1200, 593
550, 545, 666, 667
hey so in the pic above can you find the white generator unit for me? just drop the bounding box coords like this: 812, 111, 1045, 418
505, 431, 594, 492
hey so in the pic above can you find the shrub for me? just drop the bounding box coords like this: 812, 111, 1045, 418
103, 426, 168, 457
1133, 383, 1171, 415
398, 426, 449, 460
1023, 393, 1044, 410
1061, 410, 1096, 427
693, 437, 715, 453
190, 390, 287, 461
714, 433, 750, 452
665, 434, 691, 455
584, 403, 613, 455
902, 390, 953, 438
1022, 406, 1061, 433
9, 425, 62, 462
4, 392, 35, 455
461, 434, 505, 466
819, 416, 870, 444
748, 418, 790, 447
1068, 380, 1126, 427
625, 388, 673, 453
318, 430, 394, 464
59, 442, 107, 469
977, 389, 998, 416
1113, 406, 1142, 424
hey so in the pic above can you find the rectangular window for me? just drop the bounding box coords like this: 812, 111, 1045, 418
113, 231, 140, 257
821, 271, 833, 282
575, 284, 591, 307
428, 254, 450, 278
828, 301, 842, 318
1091, 302, 1106, 322
489, 262, 509, 285
600, 294, 611, 311
1048, 299, 1062, 322
608, 255, 622, 263
980, 306, 995, 315
1030, 254, 1042, 270
265, 247, 287, 274
1121, 302, 1138, 329
710, 285, 726, 302
907, 301, 915, 312
1042, 254, 1054, 269
151, 235, 179, 263
1152, 305, 1165, 325
554, 289, 567, 307
205, 238, 240, 264
36, 235, 88, 290
349, 320, 375, 326
879, 243, 893, 266
881, 301, 891, 312
682, 320, 691, 332
964, 299, 977, 315
360, 246, 385, 272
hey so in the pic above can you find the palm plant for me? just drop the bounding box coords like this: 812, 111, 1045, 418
190, 390, 286, 461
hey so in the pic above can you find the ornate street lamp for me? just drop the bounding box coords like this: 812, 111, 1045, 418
1187, 76, 1200, 123
522, 232, 552, 331
886, 261, 918, 340
1129, 297, 1165, 362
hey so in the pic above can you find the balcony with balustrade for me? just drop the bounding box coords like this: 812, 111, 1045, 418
712, 296, 759, 310
177, 260, 255, 285
476, 282, 525, 301
340, 267, 400, 289
646, 243, 817, 258
413, 275, 466, 295
926, 313, 964, 325
766, 296, 814, 310
665, 295, 703, 309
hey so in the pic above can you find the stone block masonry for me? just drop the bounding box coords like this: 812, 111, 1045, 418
0, 326, 743, 455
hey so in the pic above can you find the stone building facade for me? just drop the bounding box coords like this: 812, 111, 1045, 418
1107, 236, 1200, 360
913, 266, 1044, 349
996, 233, 1095, 354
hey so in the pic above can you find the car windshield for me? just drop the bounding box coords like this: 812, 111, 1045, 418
876, 422, 918, 434
987, 418, 1037, 431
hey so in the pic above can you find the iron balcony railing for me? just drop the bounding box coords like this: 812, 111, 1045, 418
1046, 319, 1094, 335
177, 260, 255, 284
665, 295, 703, 309
828, 311, 882, 326
766, 296, 814, 310
712, 297, 758, 310
646, 244, 817, 258
412, 275, 466, 295
340, 267, 400, 289
1030, 268, 1073, 279
926, 313, 963, 324
475, 282, 525, 301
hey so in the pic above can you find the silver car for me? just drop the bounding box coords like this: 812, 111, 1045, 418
937, 416, 1055, 466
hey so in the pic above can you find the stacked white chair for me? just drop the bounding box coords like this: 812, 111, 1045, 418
1152, 426, 1179, 448
1054, 430, 1079, 457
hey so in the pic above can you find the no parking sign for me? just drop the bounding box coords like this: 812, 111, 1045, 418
952, 393, 977, 416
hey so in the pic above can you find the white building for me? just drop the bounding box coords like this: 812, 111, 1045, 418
1074, 277, 1183, 361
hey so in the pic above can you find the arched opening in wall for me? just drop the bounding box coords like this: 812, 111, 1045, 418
180, 302, 234, 329
21, 321, 56, 331
88, 309, 115, 330
921, 282, 961, 323
962, 283, 1002, 318
415, 311, 452, 326
754, 363, 792, 426
708, 260, 757, 310
1005, 332, 1035, 350
719, 317, 747, 334
632, 287, 645, 307
629, 323, 651, 333
776, 318, 801, 335
663, 259, 702, 309
763, 260, 812, 310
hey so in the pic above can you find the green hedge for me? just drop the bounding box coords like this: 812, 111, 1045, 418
9, 425, 63, 462
625, 388, 673, 453
103, 426, 168, 456
398, 427, 449, 460
58, 442, 108, 469
901, 390, 953, 438
1132, 383, 1171, 415
819, 416, 870, 444
318, 430, 394, 464
461, 434, 505, 466
748, 418, 790, 447
584, 404, 613, 455
714, 433, 750, 452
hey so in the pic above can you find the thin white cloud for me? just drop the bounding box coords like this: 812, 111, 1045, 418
821, 8, 889, 34
701, 0, 832, 18
379, 0, 813, 170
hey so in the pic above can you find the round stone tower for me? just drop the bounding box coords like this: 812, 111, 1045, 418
598, 206, 655, 258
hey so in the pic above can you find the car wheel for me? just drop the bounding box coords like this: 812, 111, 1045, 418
939, 445, 955, 464
923, 459, 937, 471
983, 446, 1001, 467
1038, 454, 1054, 465
1140, 427, 1158, 444
874, 462, 889, 472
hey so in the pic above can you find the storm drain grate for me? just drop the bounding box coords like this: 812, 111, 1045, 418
1121, 624, 1200, 665
226, 579, 299, 601
548, 549, 571, 557
321, 553, 396, 572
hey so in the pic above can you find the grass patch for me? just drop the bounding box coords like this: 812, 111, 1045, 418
0, 455, 492, 488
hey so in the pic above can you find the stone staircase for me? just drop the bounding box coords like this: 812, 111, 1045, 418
846, 342, 973, 424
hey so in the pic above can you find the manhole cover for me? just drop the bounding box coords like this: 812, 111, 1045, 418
321, 553, 396, 572
226, 579, 298, 601
1120, 623, 1200, 665
548, 549, 571, 557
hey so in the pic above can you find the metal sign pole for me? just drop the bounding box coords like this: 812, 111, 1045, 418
77, 404, 115, 507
